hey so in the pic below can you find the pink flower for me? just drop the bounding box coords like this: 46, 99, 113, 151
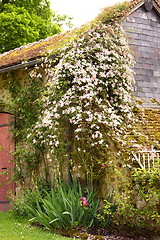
80, 197, 89, 207
80, 197, 86, 201
102, 163, 108, 168
82, 200, 89, 207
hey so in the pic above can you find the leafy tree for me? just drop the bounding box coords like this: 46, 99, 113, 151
0, 0, 72, 53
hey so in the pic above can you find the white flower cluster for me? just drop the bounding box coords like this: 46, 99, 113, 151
30, 23, 135, 155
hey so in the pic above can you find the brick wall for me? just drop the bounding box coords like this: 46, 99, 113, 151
123, 5, 160, 107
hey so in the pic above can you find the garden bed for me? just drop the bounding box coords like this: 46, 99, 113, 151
60, 225, 160, 240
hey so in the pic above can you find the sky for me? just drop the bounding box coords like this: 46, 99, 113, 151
50, 0, 124, 30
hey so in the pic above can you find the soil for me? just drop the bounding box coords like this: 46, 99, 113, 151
60, 226, 160, 240
85, 227, 160, 240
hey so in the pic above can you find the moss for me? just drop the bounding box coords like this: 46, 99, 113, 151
144, 109, 160, 142
0, 99, 5, 111
94, 1, 131, 24
47, 23, 92, 56
94, 236, 105, 240
60, 229, 89, 239
47, 2, 133, 56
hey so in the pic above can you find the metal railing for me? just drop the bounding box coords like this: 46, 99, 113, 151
132, 150, 160, 169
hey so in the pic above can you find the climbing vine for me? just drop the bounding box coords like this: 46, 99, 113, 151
24, 22, 136, 184
1, 2, 138, 185
2, 71, 45, 185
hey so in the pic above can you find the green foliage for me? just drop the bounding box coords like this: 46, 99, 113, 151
114, 168, 160, 231
0, 0, 71, 53
4, 73, 46, 184
9, 189, 43, 218
27, 182, 100, 230
1, 0, 52, 18
10, 77, 43, 140
97, 195, 118, 227
10, 182, 118, 230
12, 145, 42, 184
0, 99, 5, 111
132, 168, 160, 189
9, 179, 52, 217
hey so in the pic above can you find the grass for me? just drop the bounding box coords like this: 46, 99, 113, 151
0, 212, 74, 240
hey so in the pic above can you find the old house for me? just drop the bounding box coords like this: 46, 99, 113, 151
0, 0, 159, 211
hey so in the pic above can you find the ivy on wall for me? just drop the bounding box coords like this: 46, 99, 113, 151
2, 71, 45, 185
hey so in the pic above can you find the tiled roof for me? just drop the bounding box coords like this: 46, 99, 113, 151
0, 0, 159, 71
130, 0, 143, 7
0, 30, 76, 70
152, 0, 160, 8
145, 109, 160, 141
138, 109, 160, 142
155, 0, 160, 7
130, 0, 160, 8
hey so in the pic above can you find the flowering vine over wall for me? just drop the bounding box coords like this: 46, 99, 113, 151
26, 21, 135, 181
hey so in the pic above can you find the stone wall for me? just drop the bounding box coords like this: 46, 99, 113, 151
123, 5, 160, 108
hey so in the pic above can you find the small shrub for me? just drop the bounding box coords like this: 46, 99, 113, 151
114, 168, 160, 232
9, 189, 43, 218
97, 195, 118, 227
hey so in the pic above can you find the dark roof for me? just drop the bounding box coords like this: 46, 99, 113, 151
0, 0, 159, 71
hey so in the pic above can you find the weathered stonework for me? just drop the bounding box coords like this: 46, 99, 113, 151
123, 5, 160, 108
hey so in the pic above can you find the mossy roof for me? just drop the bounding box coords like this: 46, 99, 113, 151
0, 0, 159, 70
135, 108, 160, 145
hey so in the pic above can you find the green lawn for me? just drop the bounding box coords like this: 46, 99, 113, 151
0, 212, 74, 240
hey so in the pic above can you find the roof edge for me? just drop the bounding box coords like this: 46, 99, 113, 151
129, 0, 145, 13
153, 1, 160, 14
0, 58, 42, 74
